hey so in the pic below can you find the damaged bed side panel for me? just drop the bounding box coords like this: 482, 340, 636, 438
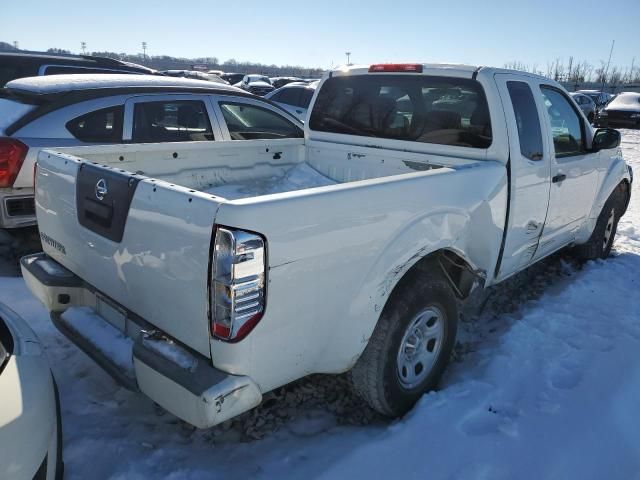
210, 161, 507, 391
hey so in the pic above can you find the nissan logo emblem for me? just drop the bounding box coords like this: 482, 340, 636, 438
95, 178, 108, 201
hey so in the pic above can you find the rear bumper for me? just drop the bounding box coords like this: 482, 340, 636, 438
0, 189, 36, 228
21, 253, 262, 429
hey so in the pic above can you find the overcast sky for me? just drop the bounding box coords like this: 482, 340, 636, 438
3, 0, 639, 70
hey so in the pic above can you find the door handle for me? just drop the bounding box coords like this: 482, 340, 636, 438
552, 174, 566, 183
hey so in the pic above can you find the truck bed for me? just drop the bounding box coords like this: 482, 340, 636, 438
52, 139, 449, 202
204, 163, 337, 200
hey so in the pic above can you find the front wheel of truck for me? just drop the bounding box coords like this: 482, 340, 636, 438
350, 265, 458, 417
574, 184, 626, 261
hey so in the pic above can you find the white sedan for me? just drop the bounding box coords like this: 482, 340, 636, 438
0, 302, 62, 480
265, 81, 318, 122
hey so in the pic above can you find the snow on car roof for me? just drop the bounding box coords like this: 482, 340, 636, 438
5, 74, 242, 95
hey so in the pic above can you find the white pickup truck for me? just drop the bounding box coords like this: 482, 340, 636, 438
22, 63, 632, 428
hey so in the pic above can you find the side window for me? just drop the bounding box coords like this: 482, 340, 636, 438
540, 86, 584, 158
132, 100, 214, 143
66, 106, 124, 143
218, 102, 302, 140
276, 88, 302, 106
299, 89, 315, 108
269, 90, 285, 102
507, 81, 543, 161
44, 66, 125, 75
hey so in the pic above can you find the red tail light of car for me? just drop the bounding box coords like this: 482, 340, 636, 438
0, 138, 28, 188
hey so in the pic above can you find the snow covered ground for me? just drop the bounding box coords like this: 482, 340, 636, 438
3, 130, 640, 479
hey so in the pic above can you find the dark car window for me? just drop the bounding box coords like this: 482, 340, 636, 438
66, 106, 124, 143
222, 74, 244, 85
0, 64, 38, 87
219, 102, 302, 140
132, 100, 214, 143
44, 66, 130, 76
309, 75, 492, 148
507, 82, 543, 161
275, 88, 302, 106
540, 86, 584, 158
299, 89, 315, 108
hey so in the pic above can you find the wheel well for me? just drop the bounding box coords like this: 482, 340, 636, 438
619, 179, 631, 215
391, 249, 484, 302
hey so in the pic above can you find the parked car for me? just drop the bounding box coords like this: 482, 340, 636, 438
595, 92, 640, 129
160, 70, 228, 84
270, 76, 305, 89
238, 74, 275, 96
577, 89, 613, 109
22, 63, 630, 429
265, 81, 318, 121
0, 51, 155, 87
569, 92, 596, 123
0, 301, 62, 480
0, 74, 301, 228
220, 72, 245, 85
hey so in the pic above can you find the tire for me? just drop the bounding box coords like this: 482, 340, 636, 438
350, 263, 458, 417
574, 185, 625, 261
52, 374, 64, 480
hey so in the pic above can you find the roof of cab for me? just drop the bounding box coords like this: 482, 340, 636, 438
4, 73, 243, 96
328, 63, 480, 79
326, 63, 552, 83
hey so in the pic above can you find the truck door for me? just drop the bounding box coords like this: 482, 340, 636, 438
494, 74, 551, 280
532, 84, 600, 260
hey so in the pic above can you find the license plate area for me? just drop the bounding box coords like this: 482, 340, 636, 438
76, 163, 141, 242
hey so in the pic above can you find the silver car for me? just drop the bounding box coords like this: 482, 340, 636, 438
569, 92, 596, 123
265, 81, 318, 122
0, 74, 303, 229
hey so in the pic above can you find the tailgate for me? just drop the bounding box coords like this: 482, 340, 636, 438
35, 150, 223, 357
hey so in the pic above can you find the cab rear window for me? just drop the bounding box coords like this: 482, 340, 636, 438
309, 75, 492, 149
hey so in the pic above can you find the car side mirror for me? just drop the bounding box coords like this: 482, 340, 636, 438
592, 128, 621, 151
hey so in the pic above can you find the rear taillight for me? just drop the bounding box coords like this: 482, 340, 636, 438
369, 63, 423, 73
211, 227, 266, 342
0, 138, 28, 188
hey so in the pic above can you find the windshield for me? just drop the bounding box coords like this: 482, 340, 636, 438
309, 74, 492, 149
608, 93, 640, 109
248, 76, 270, 84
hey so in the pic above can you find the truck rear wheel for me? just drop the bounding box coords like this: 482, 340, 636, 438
350, 265, 458, 417
574, 185, 625, 261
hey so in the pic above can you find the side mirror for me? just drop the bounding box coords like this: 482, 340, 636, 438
592, 128, 620, 151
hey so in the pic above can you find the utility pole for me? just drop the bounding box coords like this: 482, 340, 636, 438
345, 51, 351, 65
13, 41, 18, 50
601, 39, 615, 93
142, 42, 148, 61
81, 42, 87, 55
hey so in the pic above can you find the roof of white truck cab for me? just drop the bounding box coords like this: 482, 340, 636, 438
328, 63, 480, 79
326, 63, 553, 84
4, 73, 245, 96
